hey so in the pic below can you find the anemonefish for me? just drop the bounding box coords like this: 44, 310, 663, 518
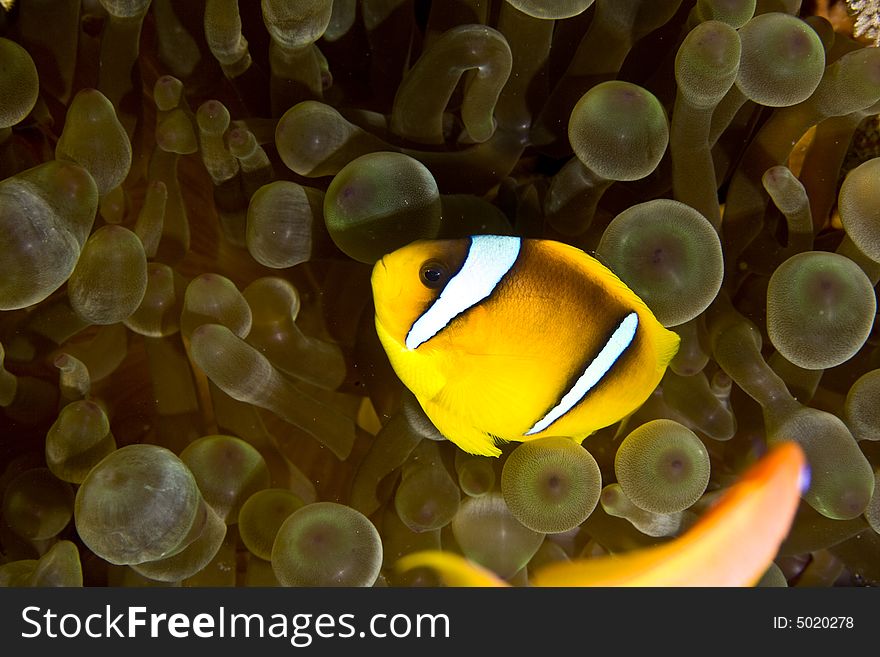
371, 235, 680, 456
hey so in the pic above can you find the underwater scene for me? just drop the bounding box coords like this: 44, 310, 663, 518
0, 0, 879, 588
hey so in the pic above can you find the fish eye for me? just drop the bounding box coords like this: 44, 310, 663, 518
419, 260, 449, 289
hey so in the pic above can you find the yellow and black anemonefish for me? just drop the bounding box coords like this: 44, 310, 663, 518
371, 235, 681, 456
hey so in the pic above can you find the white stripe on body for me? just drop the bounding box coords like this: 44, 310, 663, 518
405, 235, 521, 350
525, 311, 639, 435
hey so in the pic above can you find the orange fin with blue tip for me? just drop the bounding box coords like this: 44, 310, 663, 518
532, 442, 805, 586
397, 442, 805, 587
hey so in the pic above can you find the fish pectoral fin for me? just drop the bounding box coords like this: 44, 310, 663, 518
423, 400, 502, 457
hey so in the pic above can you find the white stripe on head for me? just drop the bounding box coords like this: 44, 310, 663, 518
405, 235, 521, 350
525, 311, 639, 435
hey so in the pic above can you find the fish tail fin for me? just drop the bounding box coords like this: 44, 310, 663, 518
530, 442, 806, 586
652, 324, 681, 372
657, 328, 681, 368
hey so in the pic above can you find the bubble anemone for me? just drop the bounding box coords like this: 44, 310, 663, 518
451, 493, 544, 578
2, 468, 74, 541
189, 323, 356, 459
838, 158, 880, 263
503, 0, 594, 20
710, 293, 875, 523
568, 81, 669, 182
391, 24, 512, 145
74, 444, 205, 565
380, 507, 441, 585
394, 462, 461, 533
670, 20, 740, 228
761, 165, 813, 257
735, 13, 825, 107
757, 562, 788, 587
600, 483, 684, 537
766, 251, 876, 370
844, 370, 880, 442
271, 502, 382, 587
674, 20, 741, 111
100, 0, 151, 18
128, 502, 227, 582
30, 542, 84, 587
55, 89, 132, 195
0, 541, 83, 587
693, 0, 756, 28
596, 199, 723, 327
45, 399, 117, 484
68, 225, 148, 325
663, 370, 736, 441
261, 0, 333, 50
196, 99, 238, 184
0, 0, 877, 590
242, 276, 347, 389
180, 273, 252, 339
455, 452, 496, 497
866, 472, 880, 535
179, 435, 271, 523
239, 489, 305, 561
767, 407, 874, 521
261, 0, 333, 113
246, 181, 326, 269
0, 37, 40, 130
123, 262, 187, 337
275, 101, 387, 178
323, 152, 442, 263
501, 437, 601, 533
0, 161, 98, 310
615, 419, 711, 514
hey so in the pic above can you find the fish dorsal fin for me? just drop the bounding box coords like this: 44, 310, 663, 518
544, 239, 656, 314
654, 325, 681, 372
588, 248, 614, 271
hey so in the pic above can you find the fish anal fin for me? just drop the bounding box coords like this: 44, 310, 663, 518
423, 400, 502, 457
